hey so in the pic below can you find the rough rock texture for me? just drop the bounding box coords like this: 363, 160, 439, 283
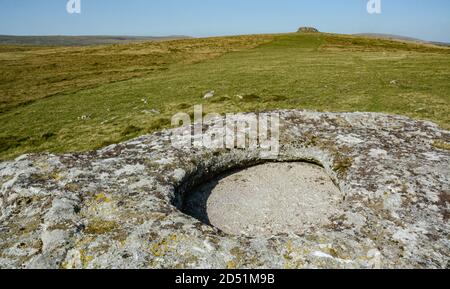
0, 110, 449, 269
184, 162, 342, 237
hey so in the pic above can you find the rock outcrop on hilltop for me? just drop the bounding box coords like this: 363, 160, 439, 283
297, 27, 320, 33
0, 110, 449, 269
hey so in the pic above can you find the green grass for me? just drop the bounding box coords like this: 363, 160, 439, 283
1, 33, 449, 160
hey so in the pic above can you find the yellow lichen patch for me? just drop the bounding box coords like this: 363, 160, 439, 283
333, 154, 353, 177
62, 235, 99, 269
150, 234, 178, 257
61, 248, 92, 269
17, 216, 42, 234
226, 260, 237, 269
95, 192, 112, 203
184, 255, 199, 266
50, 170, 63, 181
226, 246, 248, 268
150, 242, 167, 257
85, 219, 117, 235
115, 232, 129, 246
433, 140, 450, 151
282, 239, 310, 269
283, 240, 294, 260
79, 249, 94, 268
174, 263, 185, 269
64, 183, 80, 192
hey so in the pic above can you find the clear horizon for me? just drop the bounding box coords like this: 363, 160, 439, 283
0, 0, 449, 43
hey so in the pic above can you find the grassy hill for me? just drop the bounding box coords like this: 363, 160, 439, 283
0, 35, 191, 46
355, 33, 450, 47
0, 32, 449, 160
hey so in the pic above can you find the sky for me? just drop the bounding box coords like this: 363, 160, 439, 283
0, 0, 449, 42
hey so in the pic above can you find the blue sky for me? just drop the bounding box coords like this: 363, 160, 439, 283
0, 0, 449, 42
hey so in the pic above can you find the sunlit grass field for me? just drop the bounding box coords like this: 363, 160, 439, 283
1, 33, 449, 160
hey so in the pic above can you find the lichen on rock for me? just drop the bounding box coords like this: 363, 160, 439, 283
0, 110, 449, 269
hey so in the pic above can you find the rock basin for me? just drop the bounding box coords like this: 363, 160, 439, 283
0, 110, 449, 269
183, 162, 342, 237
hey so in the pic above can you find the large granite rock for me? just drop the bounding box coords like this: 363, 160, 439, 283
0, 110, 449, 269
297, 27, 320, 33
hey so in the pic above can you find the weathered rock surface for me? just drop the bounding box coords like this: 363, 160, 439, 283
0, 110, 449, 269
184, 162, 342, 237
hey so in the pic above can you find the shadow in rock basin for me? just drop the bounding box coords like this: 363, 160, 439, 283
177, 160, 343, 237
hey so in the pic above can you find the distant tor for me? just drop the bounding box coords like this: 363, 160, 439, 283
297, 27, 320, 33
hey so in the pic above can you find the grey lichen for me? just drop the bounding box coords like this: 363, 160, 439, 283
0, 110, 449, 269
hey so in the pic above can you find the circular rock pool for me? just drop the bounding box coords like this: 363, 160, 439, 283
182, 162, 342, 236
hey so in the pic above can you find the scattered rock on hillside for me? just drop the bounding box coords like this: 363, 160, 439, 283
0, 110, 449, 269
203, 91, 215, 99
77, 115, 91, 121
142, 109, 160, 115
390, 80, 399, 85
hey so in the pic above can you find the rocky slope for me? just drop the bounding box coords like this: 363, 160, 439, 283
0, 110, 449, 268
